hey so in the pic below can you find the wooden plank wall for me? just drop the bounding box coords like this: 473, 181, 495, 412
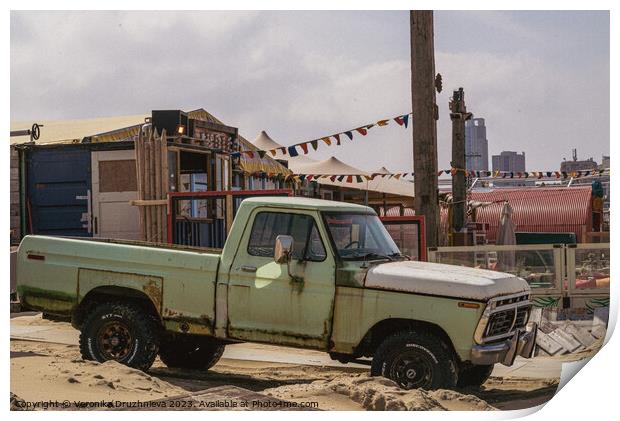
134, 127, 169, 243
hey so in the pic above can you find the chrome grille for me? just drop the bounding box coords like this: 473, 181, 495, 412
515, 306, 530, 328
475, 292, 532, 343
486, 309, 516, 337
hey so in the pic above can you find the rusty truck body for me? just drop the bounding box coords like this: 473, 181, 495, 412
16, 196, 537, 389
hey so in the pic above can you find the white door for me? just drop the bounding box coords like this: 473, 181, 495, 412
91, 150, 141, 240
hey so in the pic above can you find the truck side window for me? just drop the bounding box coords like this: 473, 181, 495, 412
248, 212, 326, 261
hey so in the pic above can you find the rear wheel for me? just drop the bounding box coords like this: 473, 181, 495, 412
370, 331, 458, 390
79, 301, 160, 371
159, 335, 225, 370
457, 364, 494, 388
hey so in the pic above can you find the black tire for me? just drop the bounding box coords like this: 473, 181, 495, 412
79, 301, 160, 371
159, 335, 225, 370
457, 364, 494, 388
370, 331, 458, 390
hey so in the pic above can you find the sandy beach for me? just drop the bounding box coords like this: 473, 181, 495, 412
11, 313, 601, 411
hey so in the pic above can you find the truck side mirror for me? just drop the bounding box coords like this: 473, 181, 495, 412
274, 235, 294, 264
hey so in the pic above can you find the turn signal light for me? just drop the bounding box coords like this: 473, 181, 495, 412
458, 302, 480, 309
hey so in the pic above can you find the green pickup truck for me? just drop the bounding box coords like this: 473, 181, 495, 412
16, 197, 536, 390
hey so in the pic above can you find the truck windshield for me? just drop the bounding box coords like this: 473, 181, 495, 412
324, 212, 401, 261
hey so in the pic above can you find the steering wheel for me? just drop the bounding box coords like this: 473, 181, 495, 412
343, 240, 360, 249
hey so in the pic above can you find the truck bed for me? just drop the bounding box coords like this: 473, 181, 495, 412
68, 236, 223, 255
16, 235, 221, 334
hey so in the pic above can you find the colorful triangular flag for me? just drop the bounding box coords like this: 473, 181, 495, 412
288, 146, 299, 157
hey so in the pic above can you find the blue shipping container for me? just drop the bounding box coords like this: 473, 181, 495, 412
26, 146, 92, 237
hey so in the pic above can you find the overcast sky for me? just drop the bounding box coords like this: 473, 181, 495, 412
10, 10, 609, 171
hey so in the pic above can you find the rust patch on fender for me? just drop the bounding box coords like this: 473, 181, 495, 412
142, 279, 162, 313
163, 308, 180, 318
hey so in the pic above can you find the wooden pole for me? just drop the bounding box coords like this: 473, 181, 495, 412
410, 10, 439, 247
148, 130, 157, 242
161, 129, 169, 243
144, 135, 152, 242
136, 129, 147, 241
450, 87, 468, 235
154, 132, 162, 242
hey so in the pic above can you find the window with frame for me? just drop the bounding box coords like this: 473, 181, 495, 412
248, 212, 327, 261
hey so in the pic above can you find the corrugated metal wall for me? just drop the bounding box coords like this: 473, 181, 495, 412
386, 187, 593, 243
26, 146, 92, 237
10, 146, 21, 244
470, 187, 592, 242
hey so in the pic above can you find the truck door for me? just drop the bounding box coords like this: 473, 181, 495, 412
227, 209, 336, 350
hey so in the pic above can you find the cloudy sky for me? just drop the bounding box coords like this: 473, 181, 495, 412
10, 10, 609, 171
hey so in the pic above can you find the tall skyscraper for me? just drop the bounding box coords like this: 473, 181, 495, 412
465, 118, 489, 171
492, 151, 526, 172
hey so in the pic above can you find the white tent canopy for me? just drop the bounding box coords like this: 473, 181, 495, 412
252, 130, 286, 153
293, 156, 368, 176
250, 131, 414, 198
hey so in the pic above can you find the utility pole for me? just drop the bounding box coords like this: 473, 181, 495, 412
449, 88, 472, 237
410, 10, 440, 247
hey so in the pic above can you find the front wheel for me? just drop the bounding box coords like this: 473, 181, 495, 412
79, 301, 160, 371
370, 331, 458, 390
159, 335, 225, 370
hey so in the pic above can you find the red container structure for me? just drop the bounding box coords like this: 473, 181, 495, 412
386, 187, 593, 243
469, 187, 592, 243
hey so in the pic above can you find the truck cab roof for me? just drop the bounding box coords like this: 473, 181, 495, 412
239, 196, 375, 213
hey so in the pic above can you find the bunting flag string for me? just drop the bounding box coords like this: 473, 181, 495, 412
240, 167, 608, 185
231, 112, 413, 159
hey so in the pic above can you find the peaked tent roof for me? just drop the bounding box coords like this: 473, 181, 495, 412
247, 131, 414, 197
293, 156, 368, 176
253, 131, 286, 153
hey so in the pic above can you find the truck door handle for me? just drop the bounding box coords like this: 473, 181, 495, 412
240, 265, 257, 272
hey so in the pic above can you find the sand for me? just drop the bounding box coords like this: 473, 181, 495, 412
11, 339, 500, 411
11, 342, 185, 407
10, 314, 573, 411
264, 374, 496, 411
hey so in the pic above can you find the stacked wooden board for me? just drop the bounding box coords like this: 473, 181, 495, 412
134, 126, 169, 243
532, 308, 607, 356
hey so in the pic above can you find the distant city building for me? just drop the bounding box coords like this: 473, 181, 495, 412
560, 149, 598, 173
600, 155, 610, 170
465, 118, 489, 171
492, 151, 526, 173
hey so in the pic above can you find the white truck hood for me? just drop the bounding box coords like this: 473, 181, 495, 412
365, 261, 530, 301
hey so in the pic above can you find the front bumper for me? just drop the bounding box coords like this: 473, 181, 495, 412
470, 322, 537, 366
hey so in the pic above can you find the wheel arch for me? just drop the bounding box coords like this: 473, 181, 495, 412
72, 285, 161, 329
355, 318, 459, 361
